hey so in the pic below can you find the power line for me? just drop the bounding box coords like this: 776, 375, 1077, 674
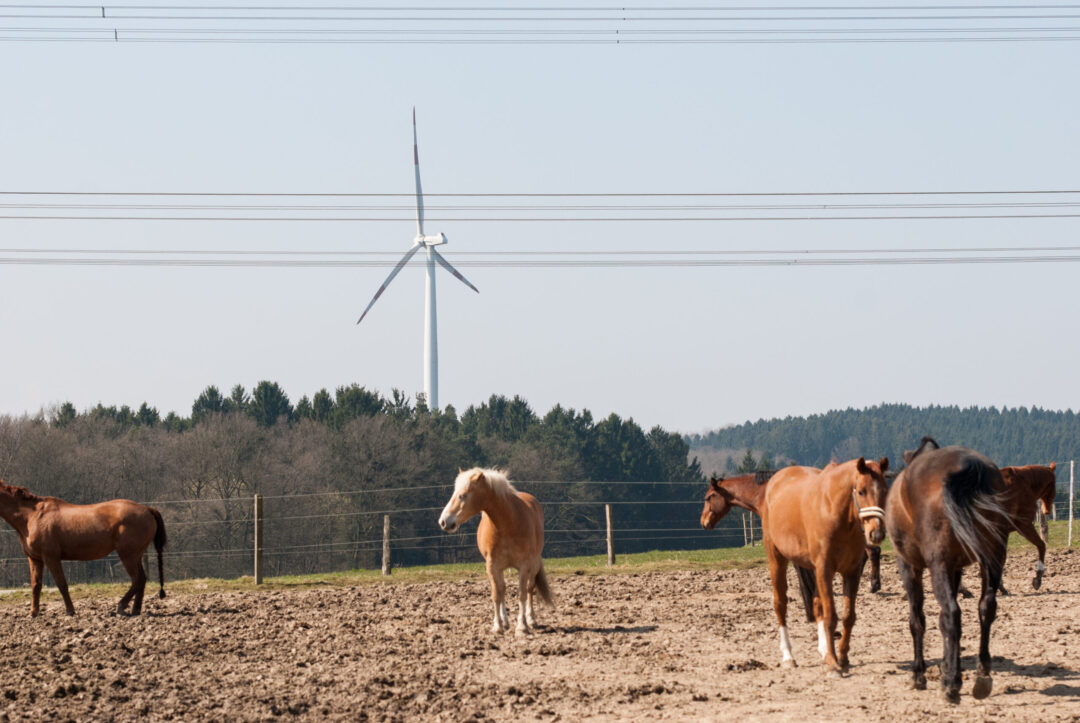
1, 190, 1075, 197
0, 213, 1078, 220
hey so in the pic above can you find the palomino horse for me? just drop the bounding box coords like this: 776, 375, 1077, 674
759, 458, 889, 672
885, 437, 1012, 703
438, 468, 552, 635
0, 480, 167, 616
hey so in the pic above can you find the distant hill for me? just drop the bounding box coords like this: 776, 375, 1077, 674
687, 403, 1080, 474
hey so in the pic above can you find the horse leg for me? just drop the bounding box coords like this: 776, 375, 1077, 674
896, 557, 927, 690
27, 557, 43, 617
132, 560, 147, 615
838, 570, 859, 671
930, 563, 962, 704
815, 564, 842, 673
515, 566, 533, 636
868, 546, 881, 594
43, 558, 76, 616
1014, 516, 1047, 590
486, 560, 507, 633
973, 559, 1003, 700
117, 552, 144, 614
767, 549, 796, 669
525, 569, 538, 628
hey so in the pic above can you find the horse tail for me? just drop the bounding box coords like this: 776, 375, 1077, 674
149, 507, 167, 599
794, 565, 816, 624
534, 564, 554, 607
941, 456, 1010, 572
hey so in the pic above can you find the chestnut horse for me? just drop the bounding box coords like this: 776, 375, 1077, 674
438, 468, 552, 635
1001, 463, 1057, 590
0, 480, 166, 616
759, 458, 889, 672
885, 437, 1011, 703
701, 472, 884, 595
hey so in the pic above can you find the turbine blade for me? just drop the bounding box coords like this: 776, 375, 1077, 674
432, 248, 479, 294
413, 108, 424, 237
356, 245, 422, 324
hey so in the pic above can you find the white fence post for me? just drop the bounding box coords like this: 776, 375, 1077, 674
1069, 461, 1075, 548
605, 504, 615, 566
254, 494, 263, 585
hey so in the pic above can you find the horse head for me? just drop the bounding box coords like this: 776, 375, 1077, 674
853, 457, 889, 547
438, 467, 491, 534
700, 477, 733, 530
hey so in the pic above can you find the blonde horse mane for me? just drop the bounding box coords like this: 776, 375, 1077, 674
458, 467, 518, 498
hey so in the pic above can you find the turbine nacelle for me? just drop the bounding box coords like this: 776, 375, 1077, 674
416, 233, 447, 247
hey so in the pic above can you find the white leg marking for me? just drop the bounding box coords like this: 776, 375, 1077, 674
779, 625, 795, 662
1036, 561, 1046, 573
499, 602, 510, 630
817, 621, 828, 659
526, 591, 537, 627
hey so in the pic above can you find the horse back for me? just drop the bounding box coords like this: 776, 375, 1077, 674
1001, 464, 1057, 514
476, 489, 545, 567
29, 497, 157, 561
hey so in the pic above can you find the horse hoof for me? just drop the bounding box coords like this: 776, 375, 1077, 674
913, 675, 927, 691
1032, 576, 1042, 591
870, 581, 881, 594
972, 675, 993, 700
826, 668, 843, 680
780, 659, 797, 670
941, 688, 960, 705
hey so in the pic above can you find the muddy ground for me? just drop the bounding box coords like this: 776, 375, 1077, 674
0, 548, 1078, 722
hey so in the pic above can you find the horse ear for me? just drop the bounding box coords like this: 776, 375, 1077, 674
879, 457, 889, 473
856, 457, 868, 474
458, 467, 464, 474
470, 469, 485, 483
709, 477, 721, 490
1050, 462, 1057, 472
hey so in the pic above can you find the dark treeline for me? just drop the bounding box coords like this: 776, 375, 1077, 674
689, 403, 1080, 483
0, 384, 714, 586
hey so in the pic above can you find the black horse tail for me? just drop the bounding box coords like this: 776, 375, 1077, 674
149, 507, 167, 599
534, 564, 554, 607
795, 565, 816, 624
941, 456, 1010, 573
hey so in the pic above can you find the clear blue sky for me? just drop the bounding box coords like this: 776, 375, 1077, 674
1, 5, 1078, 433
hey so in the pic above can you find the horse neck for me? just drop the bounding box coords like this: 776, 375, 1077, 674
477, 484, 518, 529
721, 474, 767, 514
0, 489, 33, 535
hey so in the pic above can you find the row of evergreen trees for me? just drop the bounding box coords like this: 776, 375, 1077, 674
688, 402, 1079, 473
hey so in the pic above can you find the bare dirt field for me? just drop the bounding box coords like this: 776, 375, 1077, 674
0, 548, 1078, 722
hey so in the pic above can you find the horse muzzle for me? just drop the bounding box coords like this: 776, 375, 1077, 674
438, 515, 459, 534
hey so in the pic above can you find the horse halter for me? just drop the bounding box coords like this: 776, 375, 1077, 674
851, 487, 885, 522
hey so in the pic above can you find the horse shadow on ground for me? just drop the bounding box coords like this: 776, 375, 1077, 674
897, 656, 1080, 701
543, 624, 658, 635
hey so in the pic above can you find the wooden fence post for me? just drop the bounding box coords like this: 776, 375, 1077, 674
382, 515, 392, 575
605, 504, 615, 566
254, 494, 263, 585
1069, 461, 1075, 548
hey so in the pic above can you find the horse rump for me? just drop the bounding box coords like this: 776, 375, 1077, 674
941, 455, 1010, 571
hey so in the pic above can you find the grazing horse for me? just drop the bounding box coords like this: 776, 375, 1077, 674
759, 458, 889, 672
438, 468, 552, 635
0, 480, 167, 616
885, 437, 1012, 703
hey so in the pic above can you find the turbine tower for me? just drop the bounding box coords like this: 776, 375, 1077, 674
356, 109, 479, 410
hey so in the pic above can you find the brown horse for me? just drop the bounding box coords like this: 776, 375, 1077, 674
701, 472, 883, 595
758, 458, 889, 672
885, 437, 1011, 703
1001, 463, 1057, 590
438, 468, 552, 635
0, 480, 167, 616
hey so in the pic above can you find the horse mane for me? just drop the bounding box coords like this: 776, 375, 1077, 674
463, 467, 518, 498
0, 479, 43, 504
903, 436, 940, 465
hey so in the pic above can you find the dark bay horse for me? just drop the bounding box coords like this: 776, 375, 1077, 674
885, 437, 1012, 703
759, 458, 889, 672
438, 468, 552, 635
0, 480, 167, 616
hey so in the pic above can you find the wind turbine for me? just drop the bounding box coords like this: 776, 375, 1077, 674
356, 109, 479, 411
